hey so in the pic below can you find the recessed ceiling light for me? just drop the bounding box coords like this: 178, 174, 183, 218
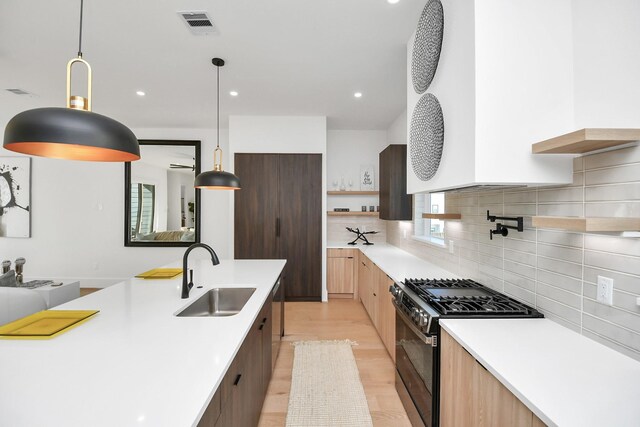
387, 0, 400, 4
136, 90, 146, 97
354, 92, 363, 98
229, 91, 238, 97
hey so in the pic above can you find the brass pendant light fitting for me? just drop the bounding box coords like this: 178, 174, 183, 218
194, 58, 241, 190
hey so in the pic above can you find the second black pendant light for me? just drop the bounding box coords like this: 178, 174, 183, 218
194, 58, 241, 190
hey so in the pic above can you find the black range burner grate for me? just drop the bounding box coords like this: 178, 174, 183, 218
402, 277, 541, 317
430, 296, 533, 315
404, 278, 483, 290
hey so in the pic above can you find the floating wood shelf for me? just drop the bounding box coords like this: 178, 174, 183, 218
327, 191, 379, 196
532, 216, 640, 232
422, 213, 462, 220
327, 211, 379, 217
532, 128, 640, 154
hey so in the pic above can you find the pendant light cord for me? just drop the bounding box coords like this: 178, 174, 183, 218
216, 63, 220, 149
77, 0, 84, 58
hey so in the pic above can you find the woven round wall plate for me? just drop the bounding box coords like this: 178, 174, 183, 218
411, 0, 444, 94
410, 93, 444, 181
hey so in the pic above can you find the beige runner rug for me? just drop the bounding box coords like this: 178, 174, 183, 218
286, 340, 373, 427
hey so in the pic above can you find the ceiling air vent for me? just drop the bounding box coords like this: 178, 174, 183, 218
177, 11, 217, 35
5, 88, 32, 95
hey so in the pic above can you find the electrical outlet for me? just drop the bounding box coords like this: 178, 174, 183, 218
597, 275, 614, 306
448, 240, 455, 254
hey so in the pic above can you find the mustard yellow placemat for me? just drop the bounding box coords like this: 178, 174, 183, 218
135, 268, 183, 279
0, 310, 99, 340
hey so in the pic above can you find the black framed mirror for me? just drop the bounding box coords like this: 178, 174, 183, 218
124, 140, 201, 247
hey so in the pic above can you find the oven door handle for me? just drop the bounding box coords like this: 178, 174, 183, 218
393, 302, 436, 346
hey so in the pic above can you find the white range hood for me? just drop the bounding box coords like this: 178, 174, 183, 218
407, 0, 575, 193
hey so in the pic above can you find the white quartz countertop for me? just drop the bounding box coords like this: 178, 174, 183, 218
327, 241, 458, 282
441, 318, 640, 427
0, 259, 286, 427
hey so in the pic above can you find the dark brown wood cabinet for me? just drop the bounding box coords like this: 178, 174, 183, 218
235, 153, 322, 301
379, 145, 412, 220
199, 295, 274, 427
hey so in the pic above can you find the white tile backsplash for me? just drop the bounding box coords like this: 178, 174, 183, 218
537, 269, 582, 295
585, 183, 640, 202
536, 282, 582, 309
585, 163, 640, 185
585, 201, 640, 217
538, 187, 583, 203
584, 144, 640, 169
383, 143, 640, 361
504, 249, 537, 267
537, 229, 584, 248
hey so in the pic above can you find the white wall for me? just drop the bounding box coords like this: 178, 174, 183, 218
326, 130, 388, 212
386, 110, 407, 145
572, 0, 640, 128
229, 116, 328, 299
326, 130, 389, 247
0, 121, 231, 287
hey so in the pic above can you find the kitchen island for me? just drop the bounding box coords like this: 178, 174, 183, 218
0, 259, 285, 427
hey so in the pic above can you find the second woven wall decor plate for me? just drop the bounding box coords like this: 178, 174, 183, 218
410, 93, 444, 181
411, 0, 444, 94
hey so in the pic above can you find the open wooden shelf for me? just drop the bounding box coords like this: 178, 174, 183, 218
327, 191, 379, 196
327, 211, 379, 217
532, 128, 640, 154
422, 213, 462, 220
532, 216, 640, 232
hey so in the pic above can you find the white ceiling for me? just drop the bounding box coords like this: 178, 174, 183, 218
0, 0, 426, 130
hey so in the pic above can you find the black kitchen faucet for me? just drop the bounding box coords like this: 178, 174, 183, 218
182, 243, 220, 299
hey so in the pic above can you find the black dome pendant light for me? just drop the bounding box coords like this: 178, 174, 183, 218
194, 58, 241, 190
3, 0, 140, 162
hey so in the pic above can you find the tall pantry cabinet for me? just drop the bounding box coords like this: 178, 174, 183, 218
234, 153, 322, 301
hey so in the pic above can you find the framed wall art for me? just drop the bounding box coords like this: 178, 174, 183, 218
360, 165, 375, 191
0, 157, 31, 238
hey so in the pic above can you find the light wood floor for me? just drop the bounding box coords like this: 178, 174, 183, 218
258, 300, 411, 426
80, 288, 101, 297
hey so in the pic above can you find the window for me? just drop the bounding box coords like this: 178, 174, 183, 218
131, 183, 156, 237
413, 192, 446, 245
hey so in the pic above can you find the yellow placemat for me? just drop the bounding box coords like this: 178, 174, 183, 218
135, 268, 183, 279
0, 310, 99, 340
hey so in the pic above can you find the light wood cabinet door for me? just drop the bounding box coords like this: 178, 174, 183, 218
475, 363, 533, 427
358, 254, 373, 318
376, 268, 395, 362
440, 330, 476, 427
327, 257, 355, 294
440, 330, 542, 427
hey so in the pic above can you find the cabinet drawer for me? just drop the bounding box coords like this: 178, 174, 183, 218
327, 248, 358, 258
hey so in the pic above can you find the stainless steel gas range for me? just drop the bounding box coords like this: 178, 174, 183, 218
390, 278, 543, 427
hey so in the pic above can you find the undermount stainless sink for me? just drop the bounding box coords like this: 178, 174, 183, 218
176, 288, 256, 317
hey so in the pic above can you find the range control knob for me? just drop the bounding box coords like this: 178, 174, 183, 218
419, 313, 429, 327
412, 307, 420, 321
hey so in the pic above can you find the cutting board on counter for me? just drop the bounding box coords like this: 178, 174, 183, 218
0, 310, 99, 340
